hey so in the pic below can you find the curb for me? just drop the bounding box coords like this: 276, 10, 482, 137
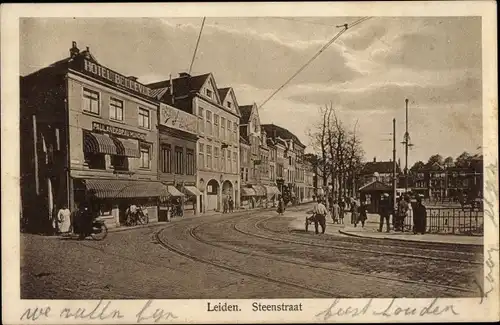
338, 229, 483, 247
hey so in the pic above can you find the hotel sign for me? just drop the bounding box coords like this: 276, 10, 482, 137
92, 122, 146, 141
82, 59, 152, 98
159, 104, 197, 135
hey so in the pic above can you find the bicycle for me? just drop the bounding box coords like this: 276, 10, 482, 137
90, 218, 108, 241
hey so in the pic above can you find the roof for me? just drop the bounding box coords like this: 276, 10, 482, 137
147, 73, 211, 99
239, 105, 254, 124
261, 124, 305, 148
361, 161, 400, 175
359, 180, 392, 192
218, 88, 231, 101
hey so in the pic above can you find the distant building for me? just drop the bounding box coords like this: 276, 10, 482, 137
359, 157, 400, 187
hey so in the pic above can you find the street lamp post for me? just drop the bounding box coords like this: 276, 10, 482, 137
401, 99, 414, 194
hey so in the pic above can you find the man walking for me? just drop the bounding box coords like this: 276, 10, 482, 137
311, 198, 328, 234
331, 200, 340, 224
378, 193, 392, 233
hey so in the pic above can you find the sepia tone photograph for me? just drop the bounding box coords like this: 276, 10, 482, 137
2, 2, 498, 324
18, 15, 485, 299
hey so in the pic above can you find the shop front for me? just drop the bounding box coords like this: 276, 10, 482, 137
158, 185, 185, 221
251, 184, 267, 207
240, 186, 257, 209
263, 185, 281, 207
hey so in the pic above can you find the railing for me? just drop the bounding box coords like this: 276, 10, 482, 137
403, 207, 483, 236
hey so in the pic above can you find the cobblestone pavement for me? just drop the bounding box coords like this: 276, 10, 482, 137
21, 205, 483, 299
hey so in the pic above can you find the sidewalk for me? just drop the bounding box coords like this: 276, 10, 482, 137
289, 212, 483, 246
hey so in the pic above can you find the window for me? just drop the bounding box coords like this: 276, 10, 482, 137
227, 149, 232, 173
227, 101, 232, 108
198, 107, 205, 133
111, 155, 128, 171
221, 117, 226, 140
233, 122, 237, 142
232, 152, 237, 173
206, 111, 212, 136
227, 120, 232, 141
214, 114, 220, 138
175, 146, 184, 174
84, 152, 105, 170
207, 145, 212, 169
245, 168, 248, 182
214, 147, 219, 171
253, 118, 258, 133
138, 108, 150, 129
241, 167, 245, 181
109, 98, 123, 121
206, 89, 213, 98
198, 143, 204, 169
161, 145, 172, 173
186, 149, 195, 175
221, 149, 226, 172
83, 88, 100, 114
140, 143, 151, 169
270, 165, 275, 180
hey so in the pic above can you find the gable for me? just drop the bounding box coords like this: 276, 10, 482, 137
225, 88, 241, 117
199, 74, 221, 105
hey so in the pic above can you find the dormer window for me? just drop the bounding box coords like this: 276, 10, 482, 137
227, 101, 232, 108
206, 89, 213, 98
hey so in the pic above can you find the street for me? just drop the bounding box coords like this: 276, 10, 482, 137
21, 205, 483, 299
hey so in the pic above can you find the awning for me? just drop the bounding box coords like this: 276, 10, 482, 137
183, 185, 201, 197
82, 178, 168, 198
241, 187, 256, 197
263, 185, 281, 198
112, 137, 140, 157
167, 186, 185, 197
83, 131, 118, 155
252, 185, 267, 197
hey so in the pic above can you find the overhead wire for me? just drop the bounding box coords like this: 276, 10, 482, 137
258, 16, 372, 109
188, 17, 206, 75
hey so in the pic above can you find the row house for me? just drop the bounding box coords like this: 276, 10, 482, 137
21, 42, 169, 232
148, 73, 241, 213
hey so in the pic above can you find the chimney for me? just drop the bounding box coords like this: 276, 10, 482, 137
128, 76, 138, 82
83, 46, 91, 59
179, 72, 191, 78
373, 157, 376, 162
69, 41, 80, 58
169, 74, 175, 105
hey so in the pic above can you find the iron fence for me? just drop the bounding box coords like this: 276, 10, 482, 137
403, 207, 483, 236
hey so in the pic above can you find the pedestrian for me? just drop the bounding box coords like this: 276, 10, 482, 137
229, 196, 234, 213
351, 200, 360, 227
223, 196, 228, 214
339, 199, 345, 224
77, 202, 94, 240
277, 197, 285, 215
311, 198, 328, 234
331, 200, 340, 224
412, 195, 427, 234
357, 201, 368, 228
378, 193, 392, 233
397, 195, 410, 231
57, 203, 71, 234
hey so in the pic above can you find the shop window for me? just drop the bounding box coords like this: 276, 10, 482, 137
99, 201, 113, 216
140, 143, 151, 169
84, 152, 105, 170
186, 149, 195, 175
138, 108, 150, 129
161, 145, 172, 173
198, 143, 204, 169
109, 97, 124, 121
111, 155, 129, 171
175, 146, 184, 174
83, 88, 100, 114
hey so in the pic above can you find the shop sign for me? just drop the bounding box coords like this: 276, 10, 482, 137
159, 104, 197, 134
82, 59, 152, 98
92, 122, 146, 140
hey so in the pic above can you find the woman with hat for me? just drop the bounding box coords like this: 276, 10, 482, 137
412, 194, 427, 234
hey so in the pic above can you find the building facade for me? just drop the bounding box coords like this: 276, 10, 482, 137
148, 73, 241, 212
157, 103, 200, 217
21, 42, 167, 232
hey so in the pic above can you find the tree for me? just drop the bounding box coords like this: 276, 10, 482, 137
443, 156, 454, 167
455, 151, 472, 168
410, 161, 425, 172
427, 154, 443, 166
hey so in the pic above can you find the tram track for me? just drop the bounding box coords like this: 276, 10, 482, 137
156, 211, 477, 297
233, 215, 482, 265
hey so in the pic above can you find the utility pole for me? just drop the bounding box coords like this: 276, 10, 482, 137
402, 98, 411, 194
393, 118, 397, 211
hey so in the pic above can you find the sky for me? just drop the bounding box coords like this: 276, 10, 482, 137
20, 17, 483, 166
